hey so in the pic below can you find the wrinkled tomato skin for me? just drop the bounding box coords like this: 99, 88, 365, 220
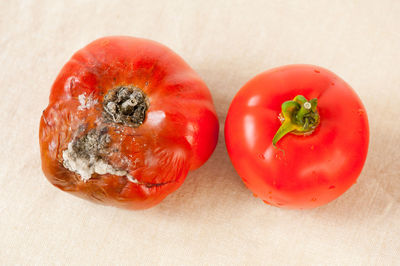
225, 65, 369, 209
39, 36, 219, 209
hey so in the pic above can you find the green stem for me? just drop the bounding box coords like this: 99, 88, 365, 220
272, 95, 320, 146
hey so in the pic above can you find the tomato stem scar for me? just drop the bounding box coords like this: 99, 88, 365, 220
103, 86, 149, 127
272, 95, 319, 146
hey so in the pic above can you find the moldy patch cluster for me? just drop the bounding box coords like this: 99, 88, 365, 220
103, 86, 148, 127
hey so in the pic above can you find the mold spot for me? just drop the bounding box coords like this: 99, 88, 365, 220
62, 127, 136, 182
103, 86, 148, 127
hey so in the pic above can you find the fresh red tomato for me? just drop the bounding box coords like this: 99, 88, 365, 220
225, 65, 369, 209
39, 36, 219, 209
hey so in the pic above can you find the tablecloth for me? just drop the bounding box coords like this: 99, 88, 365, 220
1, 0, 399, 264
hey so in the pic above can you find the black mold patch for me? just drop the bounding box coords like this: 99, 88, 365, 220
103, 86, 148, 127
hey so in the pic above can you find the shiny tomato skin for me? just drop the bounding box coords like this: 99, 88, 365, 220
225, 65, 369, 209
39, 36, 219, 209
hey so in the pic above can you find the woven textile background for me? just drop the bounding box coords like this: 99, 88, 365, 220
0, 0, 399, 264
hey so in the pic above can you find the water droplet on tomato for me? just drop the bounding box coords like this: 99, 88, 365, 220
358, 109, 365, 116
263, 200, 271, 205
253, 193, 258, 198
274, 149, 285, 161
310, 145, 315, 150
329, 185, 335, 189
314, 69, 320, 73
258, 153, 265, 160
311, 197, 317, 202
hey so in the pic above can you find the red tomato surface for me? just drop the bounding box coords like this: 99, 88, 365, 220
225, 65, 369, 209
39, 36, 219, 209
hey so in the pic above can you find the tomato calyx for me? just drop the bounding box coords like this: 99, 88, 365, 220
103, 86, 149, 128
272, 95, 319, 146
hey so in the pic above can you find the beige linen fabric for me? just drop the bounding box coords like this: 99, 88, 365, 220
0, 0, 399, 265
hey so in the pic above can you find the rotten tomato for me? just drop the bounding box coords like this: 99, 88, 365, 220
39, 36, 219, 209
